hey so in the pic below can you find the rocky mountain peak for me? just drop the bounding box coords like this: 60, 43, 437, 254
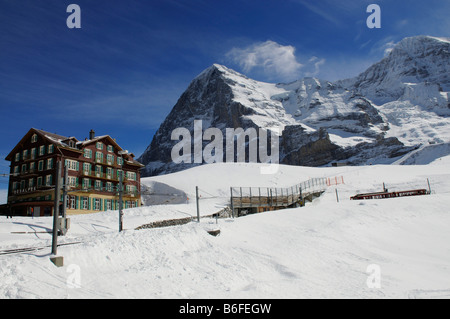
138, 35, 450, 176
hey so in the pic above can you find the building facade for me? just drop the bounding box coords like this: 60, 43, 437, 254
4, 128, 144, 216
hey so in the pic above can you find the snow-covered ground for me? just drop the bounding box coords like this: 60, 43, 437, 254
1, 159, 450, 299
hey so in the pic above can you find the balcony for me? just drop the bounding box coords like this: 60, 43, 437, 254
94, 157, 117, 167
21, 154, 37, 162
20, 169, 39, 177
82, 170, 120, 182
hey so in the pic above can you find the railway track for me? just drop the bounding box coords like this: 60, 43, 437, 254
0, 241, 83, 256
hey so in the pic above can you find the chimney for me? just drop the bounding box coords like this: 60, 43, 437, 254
89, 129, 95, 140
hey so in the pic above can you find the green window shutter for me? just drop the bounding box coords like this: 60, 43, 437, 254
75, 196, 79, 210
76, 162, 79, 171
88, 197, 91, 210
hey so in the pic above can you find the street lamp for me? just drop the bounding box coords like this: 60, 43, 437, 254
118, 150, 128, 232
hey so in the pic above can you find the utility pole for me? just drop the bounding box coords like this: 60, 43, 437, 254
196, 186, 200, 222
51, 160, 61, 256
118, 150, 128, 232
62, 164, 68, 219
119, 168, 123, 232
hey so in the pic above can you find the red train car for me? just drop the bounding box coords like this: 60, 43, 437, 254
351, 189, 429, 200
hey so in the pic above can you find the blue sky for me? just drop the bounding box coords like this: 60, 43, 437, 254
0, 0, 449, 188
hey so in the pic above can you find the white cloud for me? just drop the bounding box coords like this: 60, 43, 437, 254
382, 41, 397, 56
304, 56, 326, 77
226, 40, 303, 81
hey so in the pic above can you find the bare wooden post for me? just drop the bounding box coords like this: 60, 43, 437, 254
240, 187, 243, 209
300, 186, 303, 207
270, 189, 273, 207
335, 189, 339, 203
258, 187, 261, 209
196, 186, 200, 222
275, 188, 278, 207
230, 187, 235, 218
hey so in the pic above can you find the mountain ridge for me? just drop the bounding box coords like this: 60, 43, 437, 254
138, 35, 450, 176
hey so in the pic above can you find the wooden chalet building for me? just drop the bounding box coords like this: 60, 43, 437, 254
4, 128, 144, 216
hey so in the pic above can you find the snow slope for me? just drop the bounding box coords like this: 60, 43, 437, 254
1, 161, 450, 299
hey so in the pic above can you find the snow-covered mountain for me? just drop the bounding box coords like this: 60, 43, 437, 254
139, 36, 450, 176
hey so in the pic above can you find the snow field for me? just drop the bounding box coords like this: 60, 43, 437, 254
0, 161, 450, 298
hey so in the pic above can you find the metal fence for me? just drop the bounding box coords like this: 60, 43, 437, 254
230, 177, 328, 210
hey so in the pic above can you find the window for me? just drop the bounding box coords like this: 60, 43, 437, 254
38, 160, 44, 171
82, 197, 89, 210
125, 201, 137, 209
95, 165, 102, 177
96, 142, 103, 150
23, 149, 28, 160
31, 134, 38, 143
83, 163, 91, 175
106, 182, 113, 192
126, 171, 136, 181
117, 157, 123, 166
20, 180, 25, 189
46, 158, 53, 170
95, 152, 103, 163
29, 162, 36, 172
68, 177, 78, 187
37, 177, 43, 187
68, 196, 77, 209
12, 182, 19, 191
13, 166, 19, 176
93, 198, 101, 211
107, 145, 114, 153
28, 178, 34, 188
82, 178, 90, 190
48, 145, 54, 154
45, 175, 52, 186
21, 164, 27, 173
84, 149, 92, 159
106, 167, 112, 177
106, 154, 114, 164
65, 159, 79, 171
15, 153, 20, 162
106, 199, 112, 211
39, 145, 45, 156
95, 180, 102, 191
126, 185, 137, 194
31, 148, 36, 159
